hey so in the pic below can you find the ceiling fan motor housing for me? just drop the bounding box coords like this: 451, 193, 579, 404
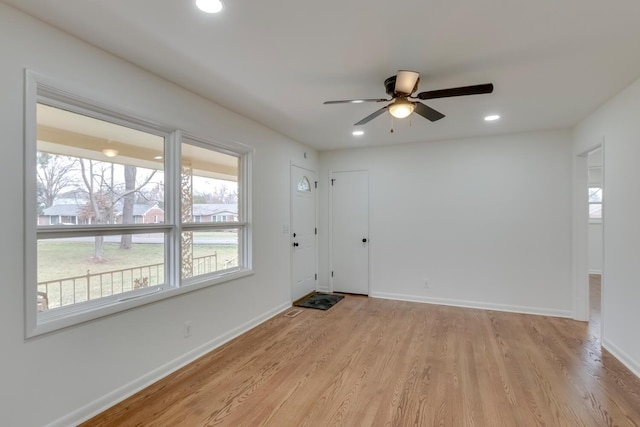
384, 76, 397, 96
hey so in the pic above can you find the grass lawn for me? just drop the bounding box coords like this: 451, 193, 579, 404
37, 236, 238, 309
38, 235, 238, 282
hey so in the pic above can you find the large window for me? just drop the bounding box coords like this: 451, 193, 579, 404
26, 73, 252, 337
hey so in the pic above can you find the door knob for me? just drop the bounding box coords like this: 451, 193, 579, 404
293, 242, 299, 247
362, 238, 367, 243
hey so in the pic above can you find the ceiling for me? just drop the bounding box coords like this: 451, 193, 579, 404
5, 0, 640, 151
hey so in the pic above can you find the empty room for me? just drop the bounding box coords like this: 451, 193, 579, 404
1, 1, 640, 426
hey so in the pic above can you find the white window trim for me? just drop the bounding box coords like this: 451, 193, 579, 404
24, 70, 253, 338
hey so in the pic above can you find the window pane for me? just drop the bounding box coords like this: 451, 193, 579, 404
37, 233, 165, 311
181, 229, 239, 279
589, 203, 602, 219
181, 143, 239, 224
36, 103, 165, 226
297, 176, 311, 192
588, 187, 602, 203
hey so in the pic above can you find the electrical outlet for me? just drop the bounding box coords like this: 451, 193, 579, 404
184, 320, 192, 338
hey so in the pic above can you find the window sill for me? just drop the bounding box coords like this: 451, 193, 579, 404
28, 268, 254, 338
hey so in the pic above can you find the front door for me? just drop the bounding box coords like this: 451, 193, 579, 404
331, 170, 369, 295
291, 165, 317, 301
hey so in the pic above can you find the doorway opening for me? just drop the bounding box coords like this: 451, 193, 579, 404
587, 147, 603, 330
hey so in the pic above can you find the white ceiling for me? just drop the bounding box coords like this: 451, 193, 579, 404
5, 0, 640, 151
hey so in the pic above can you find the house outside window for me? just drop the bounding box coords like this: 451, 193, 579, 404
26, 72, 252, 337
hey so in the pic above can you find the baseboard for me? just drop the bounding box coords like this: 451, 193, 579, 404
370, 291, 573, 319
602, 338, 640, 379
46, 301, 292, 427
589, 269, 602, 275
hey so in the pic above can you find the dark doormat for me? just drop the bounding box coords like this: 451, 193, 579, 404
294, 292, 344, 310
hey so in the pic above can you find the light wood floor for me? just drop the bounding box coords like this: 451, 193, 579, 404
83, 277, 640, 426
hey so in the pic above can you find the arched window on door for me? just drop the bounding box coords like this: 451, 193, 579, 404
297, 176, 311, 192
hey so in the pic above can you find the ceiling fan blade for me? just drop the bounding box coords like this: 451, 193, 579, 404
414, 102, 445, 122
416, 83, 494, 100
324, 98, 389, 105
354, 106, 388, 126
395, 70, 420, 95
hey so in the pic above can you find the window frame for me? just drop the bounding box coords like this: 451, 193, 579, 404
178, 133, 251, 285
25, 70, 253, 338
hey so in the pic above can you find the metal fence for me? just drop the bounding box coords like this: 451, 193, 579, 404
37, 252, 218, 310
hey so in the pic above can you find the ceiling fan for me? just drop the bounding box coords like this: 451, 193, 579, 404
324, 70, 494, 126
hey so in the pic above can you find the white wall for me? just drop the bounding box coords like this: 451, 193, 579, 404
319, 129, 573, 316
574, 75, 640, 378
0, 5, 316, 426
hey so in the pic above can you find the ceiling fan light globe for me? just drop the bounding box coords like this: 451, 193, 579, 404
388, 98, 415, 119
195, 0, 224, 13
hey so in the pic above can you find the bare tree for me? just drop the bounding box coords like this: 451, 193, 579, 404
36, 152, 77, 211
79, 160, 110, 261
193, 183, 238, 204
136, 182, 164, 207
78, 159, 156, 260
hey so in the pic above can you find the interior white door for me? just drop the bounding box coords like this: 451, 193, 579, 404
291, 165, 317, 301
331, 170, 369, 295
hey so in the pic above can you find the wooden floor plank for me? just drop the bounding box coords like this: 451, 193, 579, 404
82, 277, 640, 426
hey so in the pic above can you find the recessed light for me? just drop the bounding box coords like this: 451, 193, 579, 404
484, 114, 500, 121
352, 100, 364, 104
154, 155, 163, 160
352, 130, 364, 136
195, 0, 224, 13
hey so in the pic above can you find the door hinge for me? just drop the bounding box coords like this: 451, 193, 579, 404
315, 181, 318, 189
331, 271, 334, 277
315, 227, 317, 235
331, 178, 336, 186
315, 273, 317, 280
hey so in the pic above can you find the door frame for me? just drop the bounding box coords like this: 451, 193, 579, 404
290, 162, 318, 302
328, 169, 371, 295
572, 139, 605, 332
